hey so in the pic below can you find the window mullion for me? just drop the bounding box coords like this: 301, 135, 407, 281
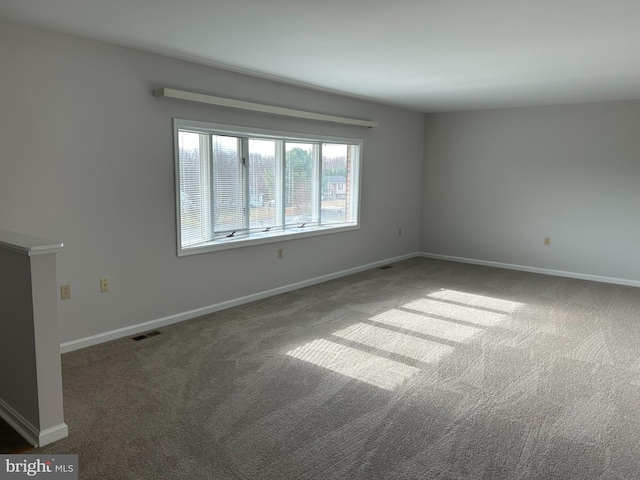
348, 144, 360, 225
278, 141, 285, 228
207, 134, 214, 241
314, 143, 322, 225
280, 140, 289, 228
241, 137, 250, 233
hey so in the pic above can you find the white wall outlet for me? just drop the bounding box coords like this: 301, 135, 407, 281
277, 248, 283, 260
100, 278, 110, 292
60, 284, 71, 300
544, 237, 551, 246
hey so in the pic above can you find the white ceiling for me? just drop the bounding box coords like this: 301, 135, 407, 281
2, 0, 640, 112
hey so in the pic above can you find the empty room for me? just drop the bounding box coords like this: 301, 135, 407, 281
1, 1, 640, 478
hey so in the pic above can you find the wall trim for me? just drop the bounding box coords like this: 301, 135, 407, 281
0, 398, 68, 447
60, 252, 417, 353
38, 423, 69, 447
0, 399, 38, 447
419, 252, 640, 288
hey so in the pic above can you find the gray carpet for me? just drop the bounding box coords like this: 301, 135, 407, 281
31, 258, 640, 479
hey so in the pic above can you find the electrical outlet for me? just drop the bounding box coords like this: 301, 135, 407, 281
60, 284, 71, 300
544, 237, 551, 246
277, 248, 283, 260
100, 278, 110, 292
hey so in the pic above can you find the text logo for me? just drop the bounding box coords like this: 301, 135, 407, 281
0, 455, 77, 479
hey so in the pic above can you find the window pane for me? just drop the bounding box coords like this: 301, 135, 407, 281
321, 143, 350, 225
212, 135, 244, 234
249, 138, 278, 231
178, 130, 210, 247
285, 143, 314, 226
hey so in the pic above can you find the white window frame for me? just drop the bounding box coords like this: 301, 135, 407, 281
174, 119, 363, 256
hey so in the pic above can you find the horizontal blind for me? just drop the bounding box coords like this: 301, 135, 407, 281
248, 138, 279, 232
212, 135, 244, 236
178, 130, 211, 246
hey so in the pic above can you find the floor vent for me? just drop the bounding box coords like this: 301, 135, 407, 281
379, 265, 393, 270
131, 331, 161, 341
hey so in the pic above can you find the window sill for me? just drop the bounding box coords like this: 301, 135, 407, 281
178, 223, 359, 256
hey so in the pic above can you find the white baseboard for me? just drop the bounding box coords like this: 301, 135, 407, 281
0, 399, 38, 447
419, 252, 640, 288
60, 253, 417, 353
0, 398, 68, 447
38, 423, 69, 447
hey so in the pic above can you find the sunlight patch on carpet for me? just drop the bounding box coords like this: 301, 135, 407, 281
404, 298, 507, 327
369, 309, 483, 343
427, 289, 524, 313
286, 339, 420, 390
332, 322, 454, 363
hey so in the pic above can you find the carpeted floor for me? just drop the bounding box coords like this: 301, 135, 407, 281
28, 257, 640, 479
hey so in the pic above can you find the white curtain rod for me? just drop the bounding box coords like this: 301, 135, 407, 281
152, 88, 379, 128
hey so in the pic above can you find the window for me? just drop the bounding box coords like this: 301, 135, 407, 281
175, 119, 362, 255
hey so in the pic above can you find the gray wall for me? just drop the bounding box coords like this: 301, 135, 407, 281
421, 101, 640, 282
0, 21, 424, 346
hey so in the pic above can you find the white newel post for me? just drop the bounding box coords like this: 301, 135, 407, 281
0, 229, 68, 447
